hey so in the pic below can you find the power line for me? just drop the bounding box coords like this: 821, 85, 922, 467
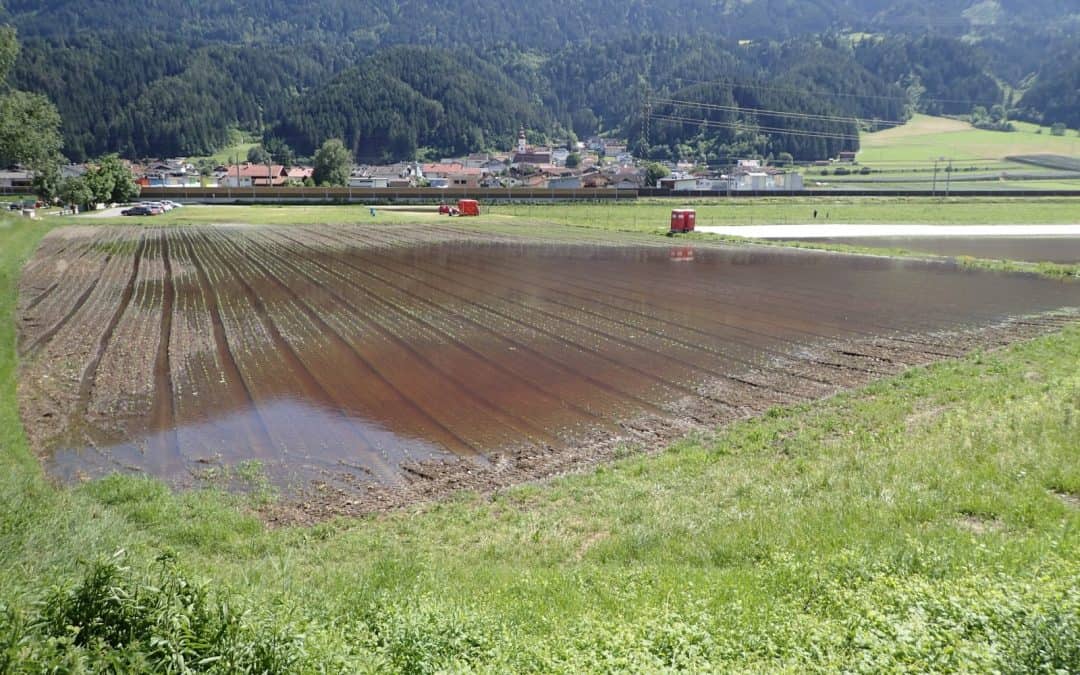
666, 77, 1000, 108
650, 97, 907, 127
649, 113, 861, 141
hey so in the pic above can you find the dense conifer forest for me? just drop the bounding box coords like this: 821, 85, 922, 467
0, 0, 1076, 162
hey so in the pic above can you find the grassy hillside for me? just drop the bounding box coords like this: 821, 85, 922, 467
2, 213, 1079, 670
859, 114, 1080, 165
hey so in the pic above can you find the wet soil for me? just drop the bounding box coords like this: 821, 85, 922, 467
16, 224, 1079, 523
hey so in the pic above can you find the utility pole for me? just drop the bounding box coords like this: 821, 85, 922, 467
945, 159, 952, 197
932, 158, 939, 197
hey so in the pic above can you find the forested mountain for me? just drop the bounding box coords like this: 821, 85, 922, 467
1016, 54, 1080, 129
0, 0, 1076, 163
272, 48, 550, 162
2, 0, 1074, 46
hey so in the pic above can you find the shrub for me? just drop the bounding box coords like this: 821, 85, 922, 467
3, 552, 305, 672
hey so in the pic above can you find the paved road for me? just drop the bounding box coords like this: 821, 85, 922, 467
697, 224, 1080, 238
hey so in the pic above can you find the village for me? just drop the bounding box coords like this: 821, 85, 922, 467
0, 128, 809, 194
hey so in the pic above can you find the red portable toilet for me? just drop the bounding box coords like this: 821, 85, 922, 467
670, 209, 696, 233
457, 199, 480, 216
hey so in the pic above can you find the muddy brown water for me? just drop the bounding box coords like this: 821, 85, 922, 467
16, 226, 1079, 499
808, 236, 1080, 264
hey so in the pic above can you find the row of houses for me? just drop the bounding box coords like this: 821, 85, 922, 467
659, 160, 805, 192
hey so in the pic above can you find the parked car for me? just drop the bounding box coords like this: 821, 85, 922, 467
121, 206, 154, 216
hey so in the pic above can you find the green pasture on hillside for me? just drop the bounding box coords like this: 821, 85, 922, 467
857, 114, 1080, 166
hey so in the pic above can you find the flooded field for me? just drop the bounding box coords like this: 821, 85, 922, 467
810, 236, 1080, 264
17, 224, 1078, 519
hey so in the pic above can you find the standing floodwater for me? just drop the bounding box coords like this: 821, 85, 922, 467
16, 225, 1079, 504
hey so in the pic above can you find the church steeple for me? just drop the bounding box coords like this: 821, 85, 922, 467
517, 126, 527, 154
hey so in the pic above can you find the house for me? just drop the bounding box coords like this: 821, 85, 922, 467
220, 163, 290, 187
349, 176, 389, 188
512, 148, 553, 165
551, 148, 570, 165
513, 174, 547, 188
547, 175, 582, 189
736, 172, 770, 191
581, 172, 611, 188
447, 172, 481, 188
659, 177, 699, 191
772, 172, 804, 190
602, 142, 627, 158
611, 168, 644, 188
287, 166, 314, 183
463, 153, 491, 169
482, 159, 508, 175
837, 151, 857, 163
421, 162, 464, 179
0, 169, 33, 189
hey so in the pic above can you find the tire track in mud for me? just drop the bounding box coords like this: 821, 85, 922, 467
23, 281, 59, 313
274, 229, 677, 420
73, 232, 146, 423
21, 257, 111, 357
148, 232, 180, 470
189, 230, 402, 480
390, 229, 1031, 360
177, 229, 279, 459
199, 228, 487, 463
333, 233, 864, 398
392, 231, 966, 354
261, 228, 621, 433
441, 252, 891, 380
384, 226, 1001, 350
321, 231, 732, 396
235, 228, 568, 450
299, 228, 722, 411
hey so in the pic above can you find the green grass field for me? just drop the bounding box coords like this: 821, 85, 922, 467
57, 197, 1080, 234
489, 197, 1080, 230
3, 212, 1080, 670
804, 115, 1080, 191
858, 114, 1080, 165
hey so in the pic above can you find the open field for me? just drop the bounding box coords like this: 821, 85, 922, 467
3, 210, 1080, 670
858, 114, 1080, 164
808, 115, 1080, 191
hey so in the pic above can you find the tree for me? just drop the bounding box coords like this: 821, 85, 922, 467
644, 162, 670, 187
312, 138, 351, 186
0, 29, 63, 171
0, 25, 17, 82
1050, 122, 1066, 136
0, 91, 63, 169
83, 154, 140, 205
565, 152, 581, 169
247, 145, 271, 164
264, 137, 295, 168
777, 152, 794, 167
58, 176, 93, 210
32, 163, 62, 202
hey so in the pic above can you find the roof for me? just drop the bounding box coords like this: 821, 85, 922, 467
422, 162, 463, 175
226, 163, 287, 178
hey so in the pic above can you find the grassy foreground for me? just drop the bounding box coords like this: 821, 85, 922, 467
2, 215, 1080, 671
